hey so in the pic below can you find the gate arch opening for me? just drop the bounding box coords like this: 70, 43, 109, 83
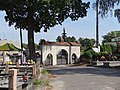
45, 53, 53, 65
72, 53, 77, 64
57, 49, 68, 65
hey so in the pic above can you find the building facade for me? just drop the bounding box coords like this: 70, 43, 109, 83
39, 41, 80, 65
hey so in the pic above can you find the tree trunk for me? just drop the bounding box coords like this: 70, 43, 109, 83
20, 28, 23, 51
28, 6, 35, 61
20, 28, 23, 64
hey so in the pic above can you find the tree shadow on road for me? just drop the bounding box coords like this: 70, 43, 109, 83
48, 66, 120, 77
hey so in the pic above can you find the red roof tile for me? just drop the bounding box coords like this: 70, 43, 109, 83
40, 41, 80, 46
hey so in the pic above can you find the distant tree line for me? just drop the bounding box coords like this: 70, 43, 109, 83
23, 30, 120, 55
56, 36, 76, 42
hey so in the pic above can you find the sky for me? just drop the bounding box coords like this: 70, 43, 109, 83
0, 0, 120, 45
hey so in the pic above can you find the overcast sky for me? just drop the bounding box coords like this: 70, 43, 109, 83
0, 0, 120, 44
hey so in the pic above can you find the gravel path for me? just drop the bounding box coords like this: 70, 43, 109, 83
48, 66, 120, 90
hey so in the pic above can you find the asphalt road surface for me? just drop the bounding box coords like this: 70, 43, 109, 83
48, 66, 120, 90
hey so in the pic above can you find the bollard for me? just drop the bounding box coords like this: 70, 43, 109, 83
32, 64, 36, 79
36, 63, 40, 79
5, 63, 9, 74
16, 62, 20, 73
8, 69, 17, 90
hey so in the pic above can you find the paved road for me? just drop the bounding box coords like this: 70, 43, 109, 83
47, 66, 120, 90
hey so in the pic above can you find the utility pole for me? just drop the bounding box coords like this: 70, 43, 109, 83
96, 0, 99, 48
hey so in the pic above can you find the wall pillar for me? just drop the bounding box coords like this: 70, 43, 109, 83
16, 62, 20, 73
8, 69, 17, 90
53, 55, 57, 65
69, 46, 72, 64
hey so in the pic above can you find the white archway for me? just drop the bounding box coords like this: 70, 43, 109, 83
40, 41, 80, 66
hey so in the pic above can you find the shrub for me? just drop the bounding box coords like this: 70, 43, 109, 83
44, 79, 49, 86
34, 79, 50, 86
41, 69, 48, 74
101, 44, 115, 54
83, 50, 96, 58
99, 52, 108, 57
34, 79, 42, 86
80, 50, 96, 63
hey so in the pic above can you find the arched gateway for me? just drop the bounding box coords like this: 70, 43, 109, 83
39, 29, 80, 65
39, 40, 80, 65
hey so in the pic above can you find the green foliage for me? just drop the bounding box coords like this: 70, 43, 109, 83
41, 69, 48, 75
80, 49, 96, 63
56, 36, 61, 42
0, 0, 90, 32
83, 50, 96, 58
56, 35, 76, 42
102, 31, 120, 43
100, 44, 116, 53
98, 52, 108, 57
66, 36, 76, 42
110, 45, 117, 53
34, 79, 49, 86
117, 44, 120, 52
96, 0, 120, 22
0, 0, 90, 60
81, 38, 95, 48
78, 37, 83, 43
44, 79, 49, 86
115, 9, 120, 23
78, 37, 95, 52
84, 51, 92, 59
34, 79, 42, 86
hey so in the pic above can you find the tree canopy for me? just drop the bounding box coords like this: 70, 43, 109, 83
97, 0, 120, 22
102, 31, 120, 42
56, 36, 76, 42
0, 0, 90, 60
0, 0, 90, 31
78, 37, 95, 52
101, 44, 115, 53
67, 36, 76, 42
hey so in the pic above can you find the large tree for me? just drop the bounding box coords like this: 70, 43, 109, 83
98, 0, 120, 22
93, 0, 120, 48
0, 0, 90, 61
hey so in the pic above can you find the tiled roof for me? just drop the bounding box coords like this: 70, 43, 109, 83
40, 41, 80, 46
